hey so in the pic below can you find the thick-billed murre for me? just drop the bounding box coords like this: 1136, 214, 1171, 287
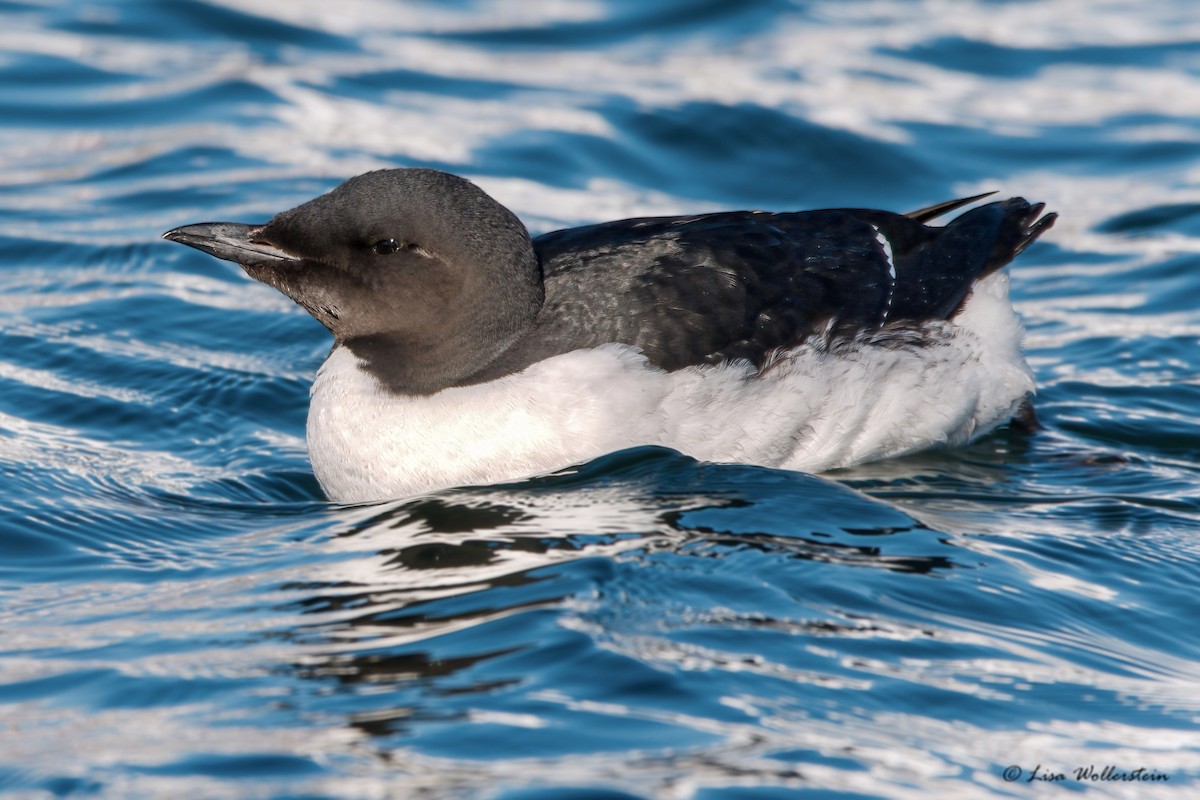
164, 169, 1056, 503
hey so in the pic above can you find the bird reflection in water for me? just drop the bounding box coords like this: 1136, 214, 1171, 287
282, 447, 966, 744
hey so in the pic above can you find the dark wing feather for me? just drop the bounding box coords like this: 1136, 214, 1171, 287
511, 211, 896, 371
476, 198, 1055, 378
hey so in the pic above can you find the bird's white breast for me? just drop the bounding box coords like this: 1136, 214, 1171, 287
307, 271, 1033, 503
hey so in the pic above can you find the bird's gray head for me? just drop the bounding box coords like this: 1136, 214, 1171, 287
164, 168, 544, 394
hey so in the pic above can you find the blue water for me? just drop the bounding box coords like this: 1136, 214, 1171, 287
2, 1, 1199, 798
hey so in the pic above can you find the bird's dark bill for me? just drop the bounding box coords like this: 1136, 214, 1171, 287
162, 222, 298, 267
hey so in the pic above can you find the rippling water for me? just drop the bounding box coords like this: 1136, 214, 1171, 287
2, 1, 1199, 797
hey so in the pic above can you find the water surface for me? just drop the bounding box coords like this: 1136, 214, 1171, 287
2, 1, 1199, 797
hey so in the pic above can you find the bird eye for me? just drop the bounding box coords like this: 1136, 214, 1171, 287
373, 239, 402, 255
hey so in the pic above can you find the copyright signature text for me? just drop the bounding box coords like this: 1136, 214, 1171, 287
1003, 764, 1170, 784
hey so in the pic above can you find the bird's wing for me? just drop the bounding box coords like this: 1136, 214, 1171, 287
486, 199, 1053, 375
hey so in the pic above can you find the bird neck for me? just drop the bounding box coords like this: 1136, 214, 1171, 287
341, 327, 520, 396
343, 262, 544, 396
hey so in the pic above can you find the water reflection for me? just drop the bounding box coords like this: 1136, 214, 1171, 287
263, 450, 1200, 796
283, 448, 969, 746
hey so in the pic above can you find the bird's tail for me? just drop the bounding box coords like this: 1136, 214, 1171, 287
983, 198, 1058, 274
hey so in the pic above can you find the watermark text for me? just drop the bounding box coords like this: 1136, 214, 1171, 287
1002, 764, 1170, 784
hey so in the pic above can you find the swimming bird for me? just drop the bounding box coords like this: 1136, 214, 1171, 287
164, 169, 1055, 503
